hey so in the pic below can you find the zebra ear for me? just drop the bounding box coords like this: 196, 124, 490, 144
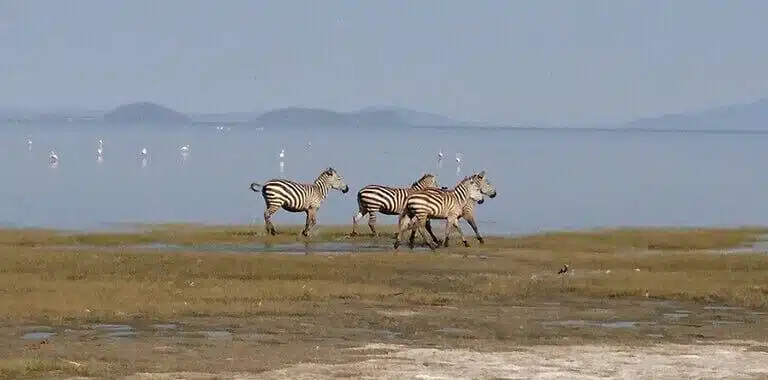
325, 167, 335, 174
477, 170, 486, 178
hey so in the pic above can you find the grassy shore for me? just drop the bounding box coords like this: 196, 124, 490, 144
0, 225, 767, 378
1, 224, 767, 322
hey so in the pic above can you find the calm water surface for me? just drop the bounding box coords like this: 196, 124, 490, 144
1, 124, 766, 235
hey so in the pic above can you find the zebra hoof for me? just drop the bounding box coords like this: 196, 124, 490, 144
478, 237, 485, 244
349, 231, 358, 237
462, 241, 470, 248
269, 230, 278, 236
393, 241, 400, 249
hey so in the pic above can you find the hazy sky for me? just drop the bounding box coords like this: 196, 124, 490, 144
1, 1, 767, 125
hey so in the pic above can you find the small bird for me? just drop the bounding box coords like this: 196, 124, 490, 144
180, 144, 190, 153
48, 150, 59, 164
455, 153, 462, 164
279, 149, 285, 159
438, 149, 444, 160
557, 264, 569, 274
97, 139, 103, 157
141, 148, 147, 157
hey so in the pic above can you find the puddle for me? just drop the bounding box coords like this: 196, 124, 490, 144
52, 241, 428, 254
91, 324, 133, 331
242, 333, 288, 344
708, 320, 745, 327
703, 306, 745, 311
663, 312, 691, 319
151, 324, 178, 330
542, 320, 650, 329
199, 330, 233, 339
91, 324, 136, 339
22, 332, 56, 340
600, 321, 641, 329
542, 320, 597, 328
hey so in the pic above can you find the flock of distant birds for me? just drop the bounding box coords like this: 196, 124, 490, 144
26, 135, 191, 169
26, 135, 466, 175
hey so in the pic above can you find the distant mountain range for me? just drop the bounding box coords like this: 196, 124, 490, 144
4, 98, 768, 130
0, 102, 470, 128
621, 98, 768, 131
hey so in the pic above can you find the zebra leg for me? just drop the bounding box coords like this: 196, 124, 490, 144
425, 220, 441, 245
264, 206, 280, 235
368, 212, 380, 238
442, 218, 455, 248
351, 206, 367, 237
393, 214, 410, 249
464, 213, 484, 244
416, 218, 438, 251
448, 216, 470, 247
302, 208, 318, 237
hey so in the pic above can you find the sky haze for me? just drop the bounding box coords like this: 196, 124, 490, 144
1, 0, 767, 126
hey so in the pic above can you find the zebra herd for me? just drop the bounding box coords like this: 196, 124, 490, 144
249, 167, 496, 250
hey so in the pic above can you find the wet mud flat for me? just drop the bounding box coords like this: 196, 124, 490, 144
3, 299, 768, 379
38, 241, 435, 255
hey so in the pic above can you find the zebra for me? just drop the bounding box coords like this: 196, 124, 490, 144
249, 167, 349, 237
418, 172, 497, 247
394, 172, 495, 250
350, 173, 441, 238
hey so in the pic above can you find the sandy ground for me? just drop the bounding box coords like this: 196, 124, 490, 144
122, 341, 768, 380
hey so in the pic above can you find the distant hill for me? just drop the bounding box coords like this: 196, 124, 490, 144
624, 99, 768, 131
251, 107, 411, 127
3, 103, 469, 128
103, 102, 189, 125
357, 106, 466, 126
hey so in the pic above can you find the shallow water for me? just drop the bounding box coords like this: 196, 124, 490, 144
3, 125, 768, 235
45, 240, 435, 254
16, 300, 760, 344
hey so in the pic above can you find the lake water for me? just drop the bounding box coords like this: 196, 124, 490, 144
1, 124, 767, 236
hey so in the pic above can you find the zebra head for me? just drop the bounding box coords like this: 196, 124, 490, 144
321, 167, 350, 193
411, 173, 438, 190
464, 177, 485, 204
472, 171, 497, 200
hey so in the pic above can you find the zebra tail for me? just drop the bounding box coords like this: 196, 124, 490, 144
250, 182, 262, 192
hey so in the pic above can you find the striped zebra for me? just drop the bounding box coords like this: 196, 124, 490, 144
351, 173, 441, 238
249, 167, 349, 237
420, 172, 496, 246
394, 171, 496, 250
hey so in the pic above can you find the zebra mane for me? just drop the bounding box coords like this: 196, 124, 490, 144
314, 167, 336, 184
460, 171, 486, 184
412, 173, 435, 187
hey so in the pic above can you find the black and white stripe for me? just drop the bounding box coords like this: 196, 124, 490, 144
351, 173, 440, 238
397, 171, 497, 250
429, 172, 496, 246
250, 167, 349, 237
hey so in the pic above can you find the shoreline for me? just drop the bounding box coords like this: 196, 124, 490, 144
1, 225, 766, 378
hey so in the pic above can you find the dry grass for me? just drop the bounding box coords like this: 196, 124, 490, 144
0, 358, 91, 380
487, 226, 768, 252
0, 224, 390, 247
0, 226, 766, 324
2, 223, 767, 251
1, 226, 767, 378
